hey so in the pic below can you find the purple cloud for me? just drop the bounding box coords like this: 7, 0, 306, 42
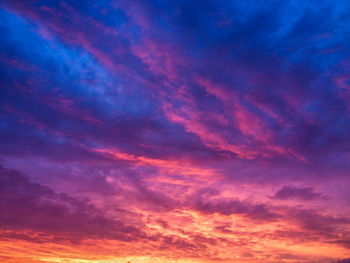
0, 165, 144, 242
272, 185, 326, 201
334, 259, 350, 263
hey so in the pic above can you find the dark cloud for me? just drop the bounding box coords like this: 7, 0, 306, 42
282, 207, 350, 248
334, 259, 350, 263
272, 185, 326, 201
193, 198, 280, 222
0, 165, 144, 242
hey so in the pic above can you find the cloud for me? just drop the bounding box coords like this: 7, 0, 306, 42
0, 165, 144, 242
334, 259, 350, 263
272, 185, 326, 201
2, 0, 350, 262
192, 196, 280, 222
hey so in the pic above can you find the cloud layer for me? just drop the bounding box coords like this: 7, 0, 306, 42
1, 0, 350, 262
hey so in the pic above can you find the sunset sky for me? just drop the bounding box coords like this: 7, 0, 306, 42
1, 1, 350, 262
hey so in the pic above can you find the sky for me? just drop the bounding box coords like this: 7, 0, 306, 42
1, 0, 350, 262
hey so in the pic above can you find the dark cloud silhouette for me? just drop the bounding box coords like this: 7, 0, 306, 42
272, 185, 326, 201
192, 198, 280, 222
